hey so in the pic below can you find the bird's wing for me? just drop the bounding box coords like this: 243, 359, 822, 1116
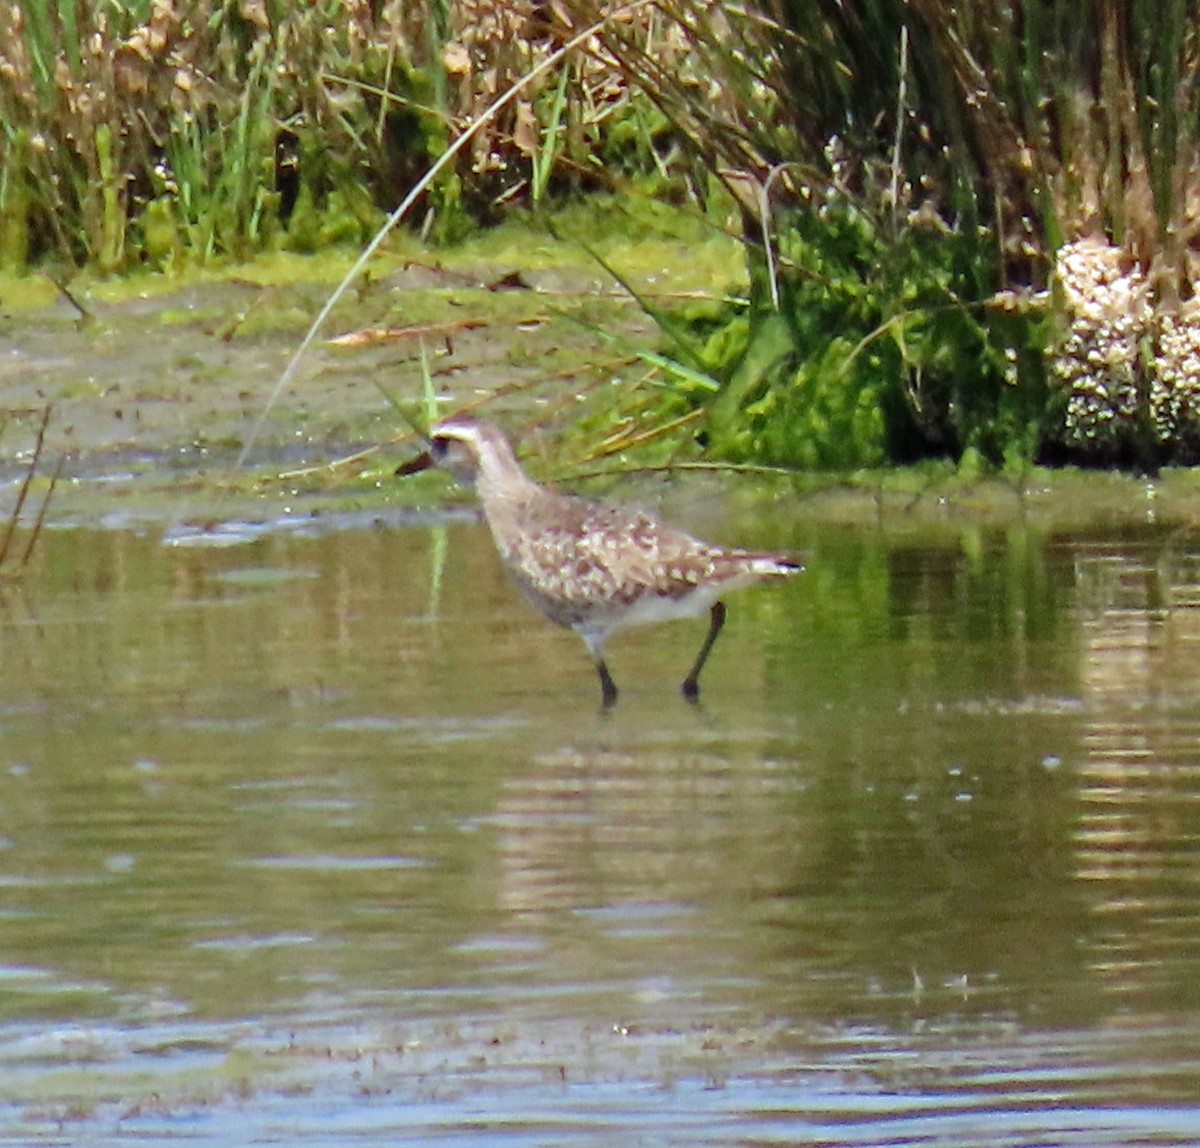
503, 492, 793, 613
555, 499, 724, 604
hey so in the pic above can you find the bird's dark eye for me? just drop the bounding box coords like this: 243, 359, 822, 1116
430, 437, 448, 459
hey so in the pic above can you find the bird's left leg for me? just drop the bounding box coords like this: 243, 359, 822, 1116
581, 631, 619, 708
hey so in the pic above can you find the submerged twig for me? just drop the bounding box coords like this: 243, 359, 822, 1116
0, 405, 60, 577
20, 454, 63, 569
0, 405, 51, 568
42, 273, 93, 325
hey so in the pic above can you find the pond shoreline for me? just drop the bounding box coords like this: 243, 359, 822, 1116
3, 212, 1197, 542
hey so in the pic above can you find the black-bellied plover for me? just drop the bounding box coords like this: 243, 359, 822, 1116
399, 414, 801, 706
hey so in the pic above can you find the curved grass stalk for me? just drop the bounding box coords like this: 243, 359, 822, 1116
238, 0, 653, 473
759, 163, 806, 311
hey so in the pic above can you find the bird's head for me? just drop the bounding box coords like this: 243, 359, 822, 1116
396, 415, 520, 490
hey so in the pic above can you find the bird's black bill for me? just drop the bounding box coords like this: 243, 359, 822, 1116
395, 450, 435, 477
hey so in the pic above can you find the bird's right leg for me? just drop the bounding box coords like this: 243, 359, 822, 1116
681, 600, 727, 700
597, 659, 619, 708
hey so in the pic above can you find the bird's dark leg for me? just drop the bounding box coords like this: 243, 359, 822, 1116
681, 600, 726, 701
597, 659, 619, 708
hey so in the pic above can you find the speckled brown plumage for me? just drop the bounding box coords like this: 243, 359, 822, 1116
402, 414, 802, 705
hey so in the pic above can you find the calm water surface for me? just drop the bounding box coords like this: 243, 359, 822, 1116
1, 508, 1199, 1145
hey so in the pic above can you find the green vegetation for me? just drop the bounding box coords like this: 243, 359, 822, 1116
580, 0, 1200, 470
5, 2, 1200, 471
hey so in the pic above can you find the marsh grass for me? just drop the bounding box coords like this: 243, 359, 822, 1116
0, 0, 688, 271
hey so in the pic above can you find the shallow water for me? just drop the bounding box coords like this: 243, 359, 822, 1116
1, 510, 1199, 1144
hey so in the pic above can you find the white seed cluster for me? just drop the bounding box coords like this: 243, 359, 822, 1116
1152, 298, 1200, 452
1051, 237, 1200, 459
1052, 237, 1150, 453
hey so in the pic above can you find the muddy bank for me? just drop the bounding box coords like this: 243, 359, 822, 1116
0, 246, 649, 520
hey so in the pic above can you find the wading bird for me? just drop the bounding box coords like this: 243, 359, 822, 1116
399, 415, 801, 706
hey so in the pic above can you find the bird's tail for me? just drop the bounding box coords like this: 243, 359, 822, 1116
745, 553, 804, 578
